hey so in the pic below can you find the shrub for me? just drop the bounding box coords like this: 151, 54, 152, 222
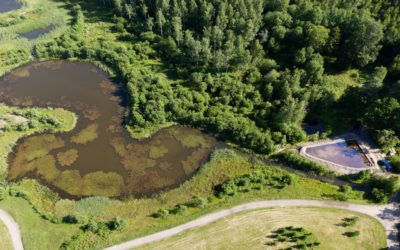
215, 169, 294, 198
356, 170, 372, 181
107, 217, 127, 231
82, 221, 110, 236
332, 193, 348, 201
272, 151, 332, 176
365, 175, 400, 202
190, 196, 208, 208
152, 209, 170, 219
341, 217, 359, 227
389, 155, 400, 173
367, 175, 400, 194
340, 184, 352, 194
371, 188, 387, 203
343, 231, 360, 237
62, 215, 86, 224
268, 226, 318, 248
170, 204, 188, 215
0, 187, 8, 201
62, 215, 79, 224
15, 123, 29, 131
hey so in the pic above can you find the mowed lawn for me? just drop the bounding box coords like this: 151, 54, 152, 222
139, 207, 386, 250
0, 219, 13, 250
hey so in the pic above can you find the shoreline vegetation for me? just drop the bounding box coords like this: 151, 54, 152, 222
0, 104, 77, 179
0, 0, 399, 249
0, 0, 71, 75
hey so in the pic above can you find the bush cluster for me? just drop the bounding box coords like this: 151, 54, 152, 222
152, 196, 209, 219
356, 171, 400, 203
272, 150, 332, 176
343, 231, 360, 238
215, 168, 295, 198
267, 226, 320, 249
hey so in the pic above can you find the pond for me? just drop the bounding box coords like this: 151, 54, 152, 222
0, 0, 22, 13
0, 61, 220, 198
19, 25, 54, 40
305, 140, 372, 169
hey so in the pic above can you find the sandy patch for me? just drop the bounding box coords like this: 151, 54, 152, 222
4, 114, 28, 124
0, 119, 6, 128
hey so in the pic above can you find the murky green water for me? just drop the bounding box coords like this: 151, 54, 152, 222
0, 61, 219, 198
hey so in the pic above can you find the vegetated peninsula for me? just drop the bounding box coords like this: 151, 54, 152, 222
0, 0, 399, 249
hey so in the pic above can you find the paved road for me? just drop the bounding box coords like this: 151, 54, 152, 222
0, 209, 24, 250
104, 200, 400, 250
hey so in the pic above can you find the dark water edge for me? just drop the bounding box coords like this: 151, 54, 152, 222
0, 60, 223, 199
0, 0, 22, 13
19, 25, 55, 40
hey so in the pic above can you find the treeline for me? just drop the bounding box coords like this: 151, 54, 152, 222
105, 0, 400, 152
38, 0, 400, 154
35, 4, 277, 153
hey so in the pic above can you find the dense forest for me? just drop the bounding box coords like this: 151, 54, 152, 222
35, 0, 400, 155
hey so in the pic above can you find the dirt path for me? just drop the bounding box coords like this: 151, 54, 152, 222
0, 209, 23, 250
104, 200, 399, 250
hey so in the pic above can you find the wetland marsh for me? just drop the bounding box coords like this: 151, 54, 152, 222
0, 61, 218, 198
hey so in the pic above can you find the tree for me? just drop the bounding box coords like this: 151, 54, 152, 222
306, 53, 324, 82
124, 4, 134, 22
377, 130, 399, 154
171, 16, 183, 46
391, 54, 400, 77
304, 23, 330, 50
325, 26, 341, 53
342, 16, 383, 67
371, 188, 387, 203
364, 98, 400, 132
366, 66, 387, 89
156, 10, 166, 37
113, 0, 123, 16
107, 217, 127, 230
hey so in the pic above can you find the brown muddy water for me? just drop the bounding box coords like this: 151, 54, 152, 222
0, 61, 220, 198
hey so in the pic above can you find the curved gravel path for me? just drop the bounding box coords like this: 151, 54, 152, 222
104, 200, 399, 250
0, 209, 23, 250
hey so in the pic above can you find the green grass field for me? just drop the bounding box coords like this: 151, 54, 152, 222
0, 218, 13, 250
0, 198, 78, 250
139, 207, 386, 250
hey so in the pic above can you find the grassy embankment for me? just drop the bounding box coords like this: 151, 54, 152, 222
0, 219, 13, 250
2, 149, 374, 250
139, 207, 386, 250
0, 198, 79, 250
0, 0, 71, 75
